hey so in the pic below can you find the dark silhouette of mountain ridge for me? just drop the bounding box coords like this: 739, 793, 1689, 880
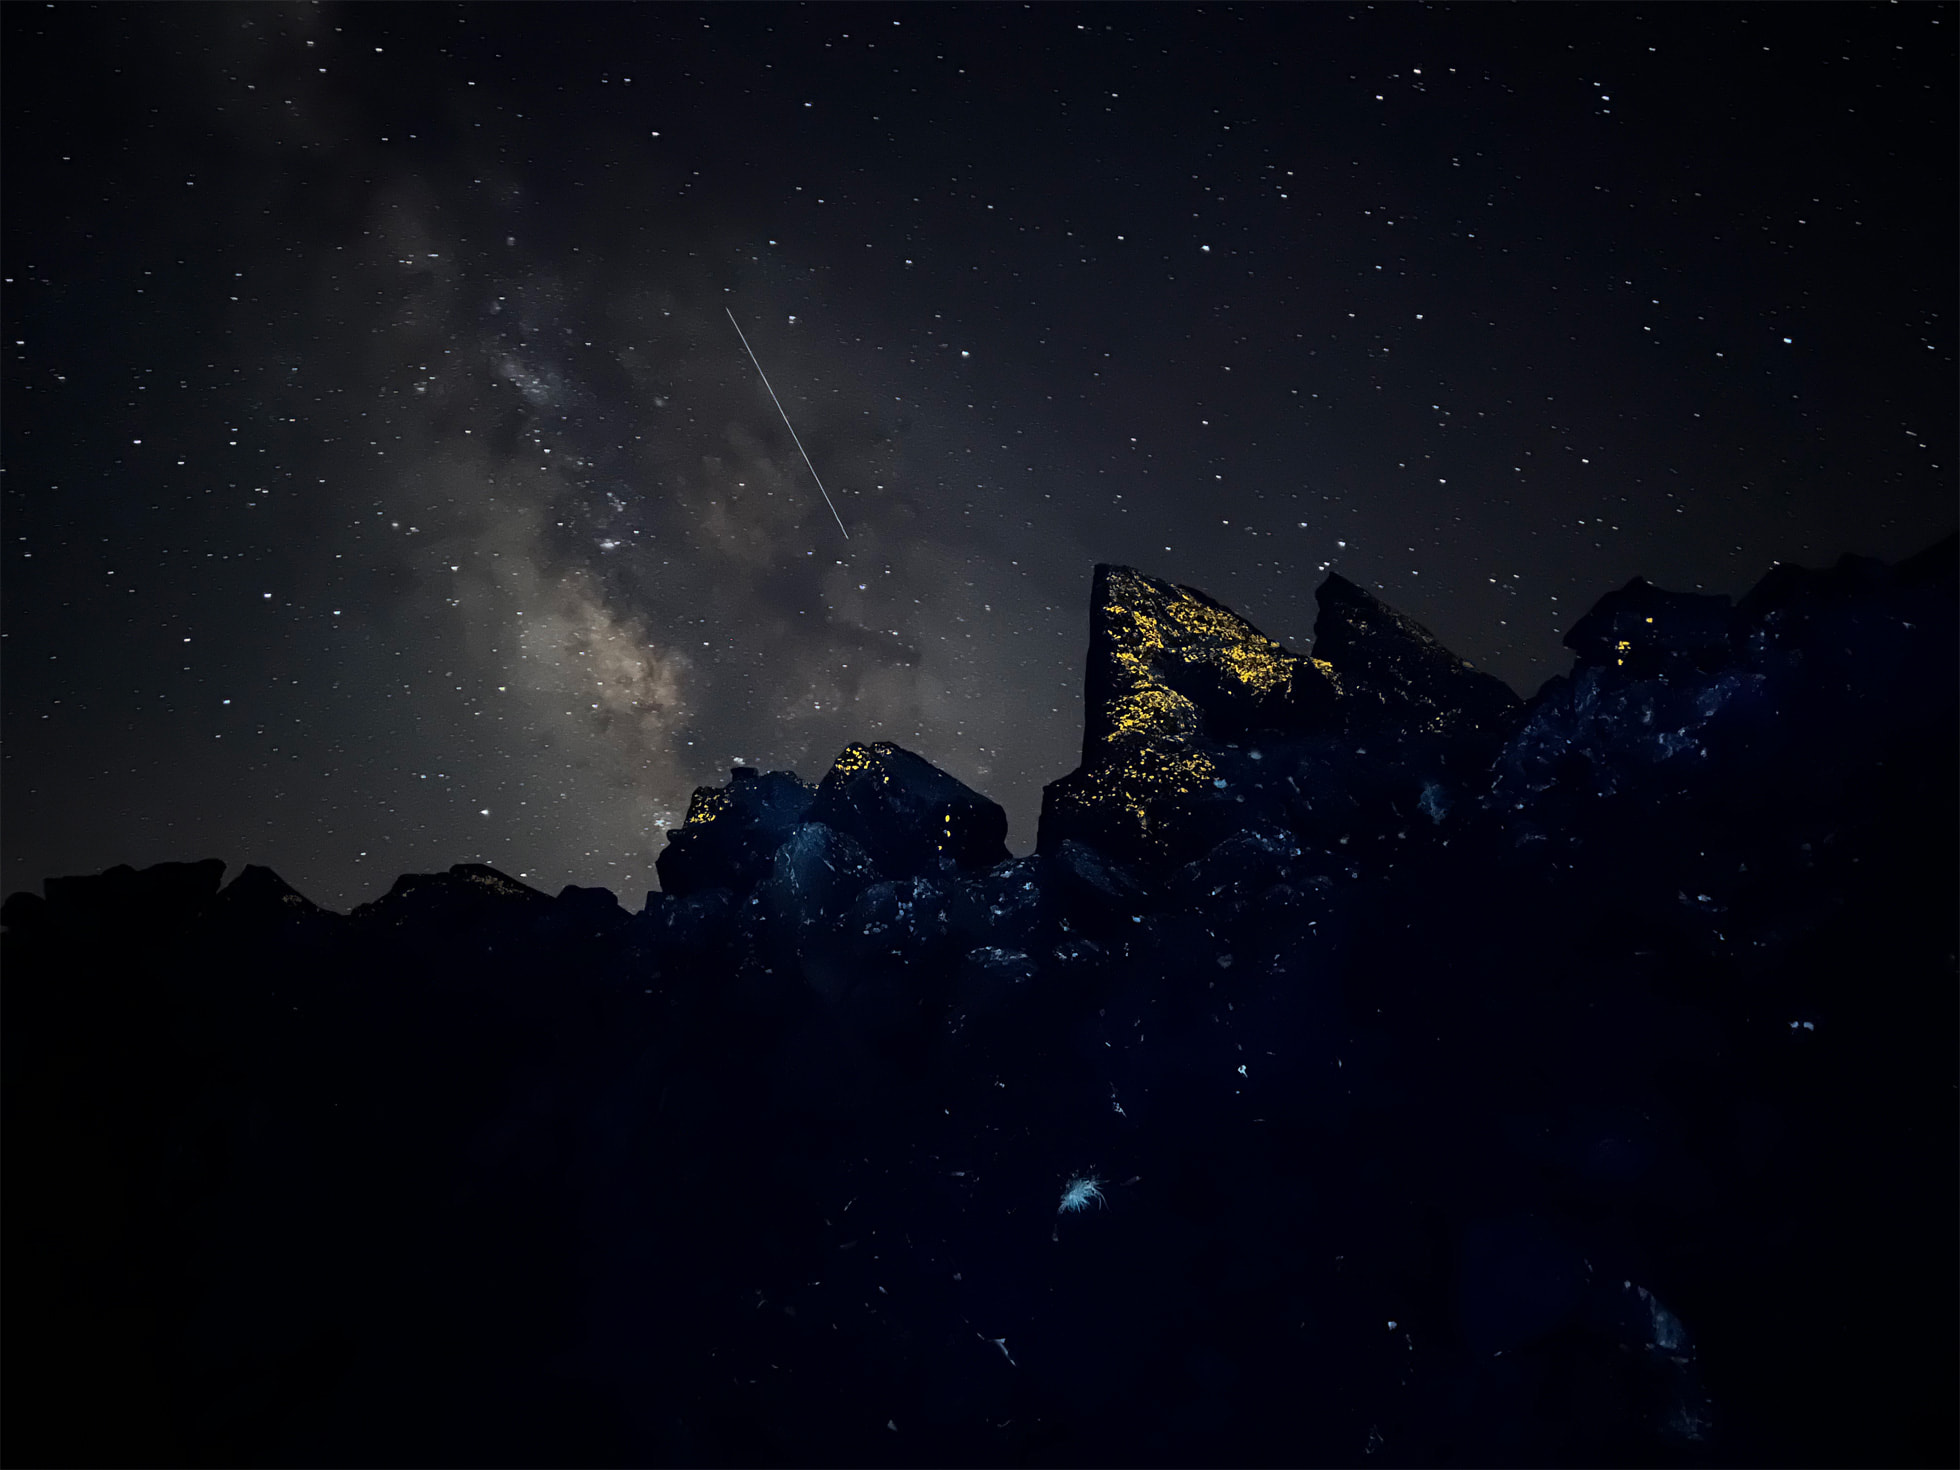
4, 534, 1954, 1468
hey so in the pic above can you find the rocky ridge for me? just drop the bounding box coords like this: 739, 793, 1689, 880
5, 535, 1954, 1468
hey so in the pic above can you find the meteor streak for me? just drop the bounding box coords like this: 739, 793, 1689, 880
726, 308, 850, 542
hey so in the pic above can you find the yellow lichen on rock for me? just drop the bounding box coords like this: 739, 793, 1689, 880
1095, 570, 1308, 747
1053, 738, 1217, 845
685, 787, 731, 825
830, 742, 882, 777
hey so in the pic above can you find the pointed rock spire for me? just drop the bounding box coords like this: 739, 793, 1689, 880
1041, 564, 1520, 876
1311, 572, 1522, 737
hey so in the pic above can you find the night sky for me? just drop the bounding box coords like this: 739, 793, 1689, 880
4, 3, 1953, 912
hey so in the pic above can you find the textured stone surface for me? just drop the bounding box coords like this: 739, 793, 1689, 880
1040, 563, 1517, 878
1312, 570, 1524, 735
806, 739, 1009, 880
1076, 563, 1340, 757
654, 765, 814, 897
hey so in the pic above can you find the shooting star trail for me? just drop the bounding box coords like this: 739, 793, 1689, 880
726, 308, 850, 542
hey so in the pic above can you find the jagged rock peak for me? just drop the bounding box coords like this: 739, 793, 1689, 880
351, 863, 551, 926
211, 863, 327, 920
808, 740, 1009, 880
1312, 572, 1522, 736
1562, 577, 1738, 678
1080, 564, 1338, 760
1041, 565, 1525, 876
652, 746, 1006, 900
656, 766, 816, 898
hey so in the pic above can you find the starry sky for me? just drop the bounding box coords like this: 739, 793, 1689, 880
4, 3, 1954, 911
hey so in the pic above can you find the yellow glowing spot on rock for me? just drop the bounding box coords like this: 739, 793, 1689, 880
684, 787, 731, 826
1055, 738, 1218, 845
831, 742, 881, 777
1094, 567, 1325, 747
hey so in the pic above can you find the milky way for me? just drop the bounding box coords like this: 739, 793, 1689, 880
4, 4, 1951, 908
200, 166, 1065, 904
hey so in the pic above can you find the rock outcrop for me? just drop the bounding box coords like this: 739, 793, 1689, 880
1038, 562, 1523, 879
4, 535, 1953, 1469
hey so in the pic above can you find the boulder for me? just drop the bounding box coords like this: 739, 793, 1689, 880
1040, 564, 1516, 878
807, 741, 1008, 880
753, 821, 882, 999
655, 766, 815, 898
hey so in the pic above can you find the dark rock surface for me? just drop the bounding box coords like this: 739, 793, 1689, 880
43, 854, 229, 936
809, 739, 1011, 880
5, 536, 1954, 1468
1039, 562, 1524, 882
1311, 570, 1524, 737
656, 764, 816, 897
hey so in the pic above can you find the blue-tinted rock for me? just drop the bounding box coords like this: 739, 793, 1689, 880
2, 534, 1952, 1470
1494, 664, 1771, 806
945, 855, 1048, 950
1038, 839, 1151, 942
843, 874, 955, 965
1046, 837, 1147, 906
1737, 534, 1960, 725
655, 766, 815, 898
806, 741, 1008, 880
753, 822, 882, 998
1586, 1279, 1713, 1447
1166, 826, 1302, 915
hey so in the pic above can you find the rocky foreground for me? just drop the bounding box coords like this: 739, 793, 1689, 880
5, 537, 1954, 1467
